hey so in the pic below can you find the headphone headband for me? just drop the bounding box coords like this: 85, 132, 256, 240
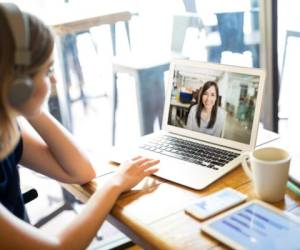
1, 3, 31, 66
1, 2, 33, 107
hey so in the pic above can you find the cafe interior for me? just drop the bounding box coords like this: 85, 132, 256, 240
7, 0, 300, 249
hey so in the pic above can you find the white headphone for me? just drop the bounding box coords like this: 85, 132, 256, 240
1, 3, 33, 107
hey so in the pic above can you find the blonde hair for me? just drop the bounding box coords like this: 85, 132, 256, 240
0, 10, 54, 159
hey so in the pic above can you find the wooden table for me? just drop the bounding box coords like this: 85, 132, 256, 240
62, 136, 300, 250
51, 10, 131, 36
49, 9, 132, 142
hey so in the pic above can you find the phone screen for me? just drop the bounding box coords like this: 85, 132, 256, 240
191, 188, 246, 217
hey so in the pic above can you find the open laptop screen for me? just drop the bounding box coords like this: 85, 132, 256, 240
164, 60, 265, 151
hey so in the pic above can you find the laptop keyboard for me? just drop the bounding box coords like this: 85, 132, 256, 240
140, 135, 239, 171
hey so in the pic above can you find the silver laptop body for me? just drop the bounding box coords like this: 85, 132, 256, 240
112, 59, 266, 190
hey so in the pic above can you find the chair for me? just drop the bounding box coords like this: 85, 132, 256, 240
21, 172, 80, 228
33, 188, 79, 228
22, 188, 38, 204
111, 13, 204, 142
21, 186, 38, 223
112, 57, 169, 139
208, 11, 260, 67
59, 31, 108, 132
181, 0, 258, 65
22, 184, 134, 248
170, 13, 204, 57
205, 12, 246, 64
56, 18, 132, 143
243, 9, 260, 67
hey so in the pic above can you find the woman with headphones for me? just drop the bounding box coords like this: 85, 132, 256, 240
0, 3, 159, 249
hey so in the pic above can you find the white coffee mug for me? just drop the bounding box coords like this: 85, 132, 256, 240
241, 147, 291, 202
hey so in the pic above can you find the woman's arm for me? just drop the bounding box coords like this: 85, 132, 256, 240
0, 157, 159, 250
20, 111, 95, 184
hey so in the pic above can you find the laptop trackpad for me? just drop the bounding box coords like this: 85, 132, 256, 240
154, 157, 216, 190
110, 147, 218, 190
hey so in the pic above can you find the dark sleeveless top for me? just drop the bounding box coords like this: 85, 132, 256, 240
0, 138, 25, 220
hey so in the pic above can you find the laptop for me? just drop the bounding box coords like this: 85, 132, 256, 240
111, 59, 266, 190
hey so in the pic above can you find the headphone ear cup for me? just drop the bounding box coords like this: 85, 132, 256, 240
8, 76, 33, 107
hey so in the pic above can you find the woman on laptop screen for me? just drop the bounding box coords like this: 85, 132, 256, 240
186, 81, 226, 137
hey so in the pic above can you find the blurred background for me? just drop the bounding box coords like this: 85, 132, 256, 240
4, 0, 299, 248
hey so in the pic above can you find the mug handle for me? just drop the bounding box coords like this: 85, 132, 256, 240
241, 152, 252, 179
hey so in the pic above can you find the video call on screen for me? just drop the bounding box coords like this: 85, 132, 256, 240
167, 65, 260, 144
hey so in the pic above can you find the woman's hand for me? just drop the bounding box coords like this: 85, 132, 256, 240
107, 156, 160, 193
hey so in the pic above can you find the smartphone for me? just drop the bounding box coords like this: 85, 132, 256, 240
185, 188, 247, 220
